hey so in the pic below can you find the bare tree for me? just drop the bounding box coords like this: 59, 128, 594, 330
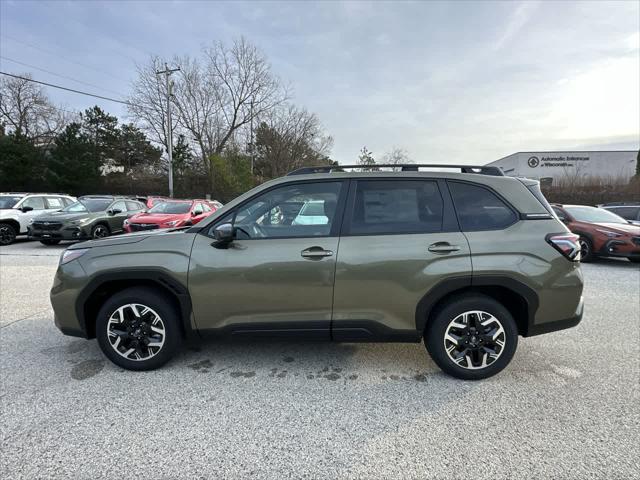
129, 37, 289, 191
382, 146, 411, 165
0, 73, 68, 145
254, 105, 333, 179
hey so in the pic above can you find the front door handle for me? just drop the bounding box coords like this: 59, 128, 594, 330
428, 242, 461, 254
301, 247, 334, 259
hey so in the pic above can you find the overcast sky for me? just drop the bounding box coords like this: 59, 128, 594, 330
1, 0, 638, 164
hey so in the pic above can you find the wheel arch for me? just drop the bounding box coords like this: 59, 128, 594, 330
0, 218, 21, 233
415, 276, 539, 337
76, 270, 195, 340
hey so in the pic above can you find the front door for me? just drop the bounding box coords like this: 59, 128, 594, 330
107, 201, 129, 232
188, 180, 346, 337
331, 178, 472, 340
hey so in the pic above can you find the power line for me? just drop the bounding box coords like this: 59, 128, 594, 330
0, 71, 132, 105
0, 33, 130, 83
0, 56, 127, 97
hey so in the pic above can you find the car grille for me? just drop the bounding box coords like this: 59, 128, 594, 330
129, 223, 159, 232
632, 237, 640, 247
32, 221, 62, 231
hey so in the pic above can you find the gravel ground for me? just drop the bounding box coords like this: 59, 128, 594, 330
1, 239, 639, 479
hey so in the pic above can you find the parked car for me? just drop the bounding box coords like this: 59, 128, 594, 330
51, 164, 584, 380
552, 204, 640, 263
0, 193, 76, 246
29, 195, 146, 245
123, 200, 218, 233
598, 202, 640, 226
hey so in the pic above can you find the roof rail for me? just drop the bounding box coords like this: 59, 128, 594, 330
287, 164, 504, 177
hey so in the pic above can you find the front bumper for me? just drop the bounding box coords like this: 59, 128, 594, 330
597, 239, 640, 260
29, 225, 90, 241
50, 260, 89, 338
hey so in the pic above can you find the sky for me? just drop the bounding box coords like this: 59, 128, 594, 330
1, 0, 638, 165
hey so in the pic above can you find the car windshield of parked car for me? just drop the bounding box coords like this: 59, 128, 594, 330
0, 196, 22, 209
148, 202, 192, 214
63, 199, 112, 213
565, 206, 627, 224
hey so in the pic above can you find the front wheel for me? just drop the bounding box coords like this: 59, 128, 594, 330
96, 287, 181, 370
0, 223, 17, 246
578, 236, 594, 262
91, 223, 110, 240
425, 294, 518, 380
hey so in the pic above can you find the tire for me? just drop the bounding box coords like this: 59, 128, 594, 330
40, 239, 61, 246
0, 222, 17, 246
578, 236, 594, 262
424, 294, 518, 380
96, 287, 181, 371
630, 258, 640, 264
91, 223, 110, 240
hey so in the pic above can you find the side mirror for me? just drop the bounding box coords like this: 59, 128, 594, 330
193, 210, 203, 216
212, 223, 236, 248
109, 208, 122, 215
21, 206, 33, 213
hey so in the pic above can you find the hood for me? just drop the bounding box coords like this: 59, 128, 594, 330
129, 212, 188, 224
593, 222, 640, 235
67, 226, 191, 250
34, 211, 95, 222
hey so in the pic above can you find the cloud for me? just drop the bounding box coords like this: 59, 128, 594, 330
493, 1, 541, 51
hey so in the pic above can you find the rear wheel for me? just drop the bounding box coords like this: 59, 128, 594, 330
0, 223, 17, 246
630, 258, 640, 264
91, 223, 110, 239
425, 294, 518, 380
578, 236, 594, 262
96, 287, 181, 370
40, 239, 61, 246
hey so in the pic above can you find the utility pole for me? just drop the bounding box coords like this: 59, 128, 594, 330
156, 63, 180, 198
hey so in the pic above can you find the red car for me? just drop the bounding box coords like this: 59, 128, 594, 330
552, 204, 640, 263
124, 200, 218, 233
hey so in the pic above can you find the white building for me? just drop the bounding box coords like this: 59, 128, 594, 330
486, 151, 637, 184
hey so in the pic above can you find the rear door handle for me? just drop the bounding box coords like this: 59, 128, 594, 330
301, 247, 334, 259
428, 242, 461, 254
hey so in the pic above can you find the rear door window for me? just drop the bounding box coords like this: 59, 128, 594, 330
448, 181, 517, 231
347, 180, 444, 235
45, 197, 63, 209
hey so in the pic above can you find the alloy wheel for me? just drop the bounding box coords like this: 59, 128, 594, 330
579, 239, 590, 259
443, 310, 506, 370
0, 225, 16, 245
93, 225, 109, 239
106, 303, 166, 361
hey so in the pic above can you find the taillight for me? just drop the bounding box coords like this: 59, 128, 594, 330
546, 233, 581, 261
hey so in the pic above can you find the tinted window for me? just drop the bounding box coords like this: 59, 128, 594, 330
111, 201, 127, 212
21, 196, 46, 210
126, 201, 142, 211
0, 196, 23, 208
564, 206, 627, 224
608, 206, 640, 221
228, 181, 343, 239
348, 180, 443, 235
449, 182, 517, 231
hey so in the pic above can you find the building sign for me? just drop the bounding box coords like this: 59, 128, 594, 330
527, 155, 590, 168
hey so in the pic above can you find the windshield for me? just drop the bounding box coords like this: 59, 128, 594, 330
148, 202, 191, 214
63, 199, 112, 213
0, 196, 22, 209
565, 206, 627, 224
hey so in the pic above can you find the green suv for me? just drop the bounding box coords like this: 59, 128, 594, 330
50, 165, 584, 380
30, 195, 146, 245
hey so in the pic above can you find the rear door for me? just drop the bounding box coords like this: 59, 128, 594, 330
188, 180, 347, 335
331, 178, 472, 339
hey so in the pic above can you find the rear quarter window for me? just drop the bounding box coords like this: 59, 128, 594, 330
448, 181, 518, 231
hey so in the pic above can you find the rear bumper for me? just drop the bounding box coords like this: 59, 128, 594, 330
526, 295, 584, 336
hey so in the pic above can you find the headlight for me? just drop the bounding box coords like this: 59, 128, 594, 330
60, 248, 89, 265
595, 229, 623, 238
123, 219, 129, 226
165, 220, 181, 227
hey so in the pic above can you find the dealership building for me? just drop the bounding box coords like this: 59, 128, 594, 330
486, 151, 638, 184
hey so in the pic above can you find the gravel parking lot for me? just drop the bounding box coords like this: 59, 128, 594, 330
1, 239, 639, 479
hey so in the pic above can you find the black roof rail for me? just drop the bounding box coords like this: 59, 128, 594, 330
286, 164, 504, 177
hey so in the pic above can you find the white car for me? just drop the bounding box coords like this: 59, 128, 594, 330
292, 200, 329, 225
0, 193, 76, 246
